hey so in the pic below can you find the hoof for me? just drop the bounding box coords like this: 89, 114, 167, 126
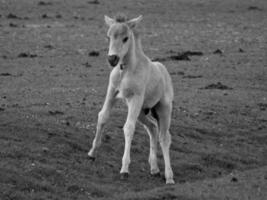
120, 172, 129, 180
88, 155, 96, 161
151, 172, 161, 178
166, 179, 175, 185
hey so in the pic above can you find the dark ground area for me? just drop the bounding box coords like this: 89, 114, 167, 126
0, 0, 266, 199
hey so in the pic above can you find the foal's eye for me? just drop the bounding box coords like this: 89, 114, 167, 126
122, 37, 128, 43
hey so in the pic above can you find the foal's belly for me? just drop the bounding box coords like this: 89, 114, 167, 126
143, 84, 163, 108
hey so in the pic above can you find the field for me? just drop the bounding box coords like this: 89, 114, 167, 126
0, 0, 267, 199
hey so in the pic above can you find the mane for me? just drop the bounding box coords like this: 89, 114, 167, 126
114, 13, 128, 23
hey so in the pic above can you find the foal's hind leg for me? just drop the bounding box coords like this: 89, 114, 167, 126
88, 85, 117, 159
156, 102, 174, 184
138, 111, 160, 175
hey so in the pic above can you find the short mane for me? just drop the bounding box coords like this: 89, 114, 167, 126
115, 13, 128, 23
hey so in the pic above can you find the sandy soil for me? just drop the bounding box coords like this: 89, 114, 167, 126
0, 0, 266, 199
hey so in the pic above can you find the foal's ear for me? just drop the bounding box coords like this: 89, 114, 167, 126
104, 15, 115, 27
127, 15, 143, 29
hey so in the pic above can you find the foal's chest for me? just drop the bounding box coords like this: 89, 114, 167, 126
115, 80, 137, 99
110, 67, 143, 99
114, 75, 140, 99
116, 87, 134, 99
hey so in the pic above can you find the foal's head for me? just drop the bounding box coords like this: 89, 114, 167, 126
104, 14, 143, 67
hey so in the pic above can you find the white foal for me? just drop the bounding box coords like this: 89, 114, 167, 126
88, 15, 175, 184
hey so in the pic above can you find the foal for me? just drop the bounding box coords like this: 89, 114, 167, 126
88, 15, 174, 184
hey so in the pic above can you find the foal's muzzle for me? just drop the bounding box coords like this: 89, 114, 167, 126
108, 55, 119, 67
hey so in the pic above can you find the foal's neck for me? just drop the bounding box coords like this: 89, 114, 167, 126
122, 31, 147, 71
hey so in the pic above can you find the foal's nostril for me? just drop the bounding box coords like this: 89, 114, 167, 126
108, 55, 119, 67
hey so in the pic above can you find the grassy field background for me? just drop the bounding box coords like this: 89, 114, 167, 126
0, 0, 266, 199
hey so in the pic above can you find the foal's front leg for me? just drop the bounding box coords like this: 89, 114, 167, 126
88, 84, 117, 159
120, 95, 144, 178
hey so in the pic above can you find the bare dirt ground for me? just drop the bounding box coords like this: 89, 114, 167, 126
0, 0, 266, 199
